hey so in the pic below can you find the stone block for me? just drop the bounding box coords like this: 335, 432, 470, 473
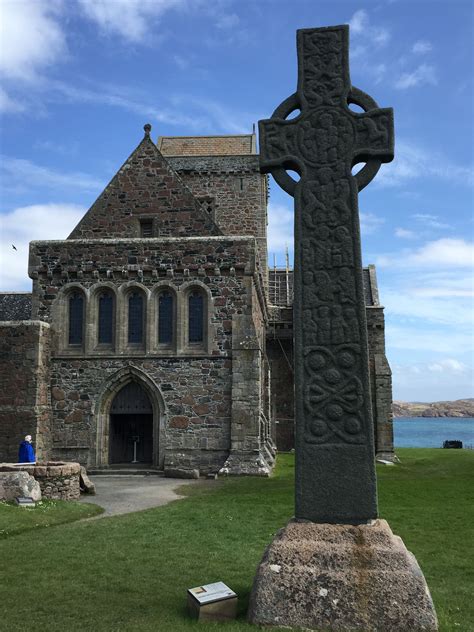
248, 519, 438, 631
80, 466, 96, 494
0, 471, 42, 501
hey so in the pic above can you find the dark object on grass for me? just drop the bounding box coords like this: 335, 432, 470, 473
15, 496, 35, 507
443, 440, 463, 449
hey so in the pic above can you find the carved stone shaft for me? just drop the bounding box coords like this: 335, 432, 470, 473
259, 25, 394, 523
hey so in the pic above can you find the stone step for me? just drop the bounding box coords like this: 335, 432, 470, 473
87, 468, 164, 477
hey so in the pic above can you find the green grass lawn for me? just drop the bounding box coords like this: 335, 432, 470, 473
0, 449, 472, 632
0, 498, 103, 539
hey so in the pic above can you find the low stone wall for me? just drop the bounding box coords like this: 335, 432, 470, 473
0, 462, 81, 500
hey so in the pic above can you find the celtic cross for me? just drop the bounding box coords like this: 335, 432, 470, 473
259, 25, 394, 523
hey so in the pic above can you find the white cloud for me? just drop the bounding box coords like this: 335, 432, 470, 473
215, 13, 240, 29
0, 0, 67, 81
373, 239, 473, 369
173, 54, 190, 70
377, 238, 474, 270
1, 155, 103, 193
405, 270, 473, 298
77, 0, 183, 42
395, 228, 416, 239
0, 203, 85, 290
48, 79, 203, 128
176, 95, 261, 134
427, 359, 467, 373
391, 356, 473, 401
409, 239, 474, 268
32, 139, 80, 157
349, 9, 367, 33
387, 325, 473, 353
349, 9, 390, 46
0, 88, 25, 113
412, 213, 452, 230
376, 139, 474, 188
412, 40, 432, 54
22, 78, 250, 133
360, 212, 384, 235
395, 64, 437, 89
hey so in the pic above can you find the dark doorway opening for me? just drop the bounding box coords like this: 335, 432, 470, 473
109, 382, 154, 465
110, 414, 153, 464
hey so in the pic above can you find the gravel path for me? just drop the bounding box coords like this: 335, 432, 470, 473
79, 475, 202, 518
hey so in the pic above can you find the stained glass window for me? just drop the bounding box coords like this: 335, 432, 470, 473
98, 292, 113, 344
188, 291, 204, 343
158, 291, 173, 344
68, 292, 84, 345
128, 292, 144, 344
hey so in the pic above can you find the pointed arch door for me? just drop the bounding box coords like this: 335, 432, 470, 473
109, 381, 153, 464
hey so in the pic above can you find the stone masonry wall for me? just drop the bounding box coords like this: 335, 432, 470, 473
27, 235, 269, 474
167, 156, 268, 293
0, 321, 52, 462
267, 337, 294, 452
366, 307, 394, 460
68, 135, 220, 240
50, 357, 232, 474
29, 237, 256, 326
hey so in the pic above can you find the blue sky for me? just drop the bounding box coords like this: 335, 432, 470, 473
0, 0, 473, 402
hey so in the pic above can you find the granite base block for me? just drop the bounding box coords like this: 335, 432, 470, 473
248, 519, 438, 632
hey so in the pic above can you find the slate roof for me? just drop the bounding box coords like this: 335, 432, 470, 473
158, 134, 257, 156
0, 293, 32, 321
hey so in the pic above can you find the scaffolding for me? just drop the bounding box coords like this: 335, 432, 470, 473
268, 247, 294, 307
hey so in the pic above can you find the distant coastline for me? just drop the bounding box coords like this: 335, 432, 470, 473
393, 398, 474, 418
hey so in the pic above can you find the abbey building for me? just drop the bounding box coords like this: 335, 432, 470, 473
0, 127, 394, 475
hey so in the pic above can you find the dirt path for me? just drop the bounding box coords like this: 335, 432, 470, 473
79, 475, 202, 518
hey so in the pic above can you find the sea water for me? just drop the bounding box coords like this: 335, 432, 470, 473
393, 417, 474, 448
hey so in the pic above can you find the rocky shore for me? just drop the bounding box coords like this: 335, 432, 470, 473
393, 398, 474, 418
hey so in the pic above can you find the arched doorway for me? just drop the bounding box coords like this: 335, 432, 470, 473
109, 381, 153, 464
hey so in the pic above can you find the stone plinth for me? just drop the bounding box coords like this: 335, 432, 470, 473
248, 519, 438, 631
0, 462, 81, 501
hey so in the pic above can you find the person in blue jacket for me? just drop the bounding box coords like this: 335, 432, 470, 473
18, 435, 36, 463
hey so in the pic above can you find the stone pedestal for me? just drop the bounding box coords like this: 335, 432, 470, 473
248, 519, 438, 631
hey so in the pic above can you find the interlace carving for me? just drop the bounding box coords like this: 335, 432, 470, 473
259, 26, 393, 450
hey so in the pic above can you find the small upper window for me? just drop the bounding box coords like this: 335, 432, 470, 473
68, 292, 84, 345
98, 292, 114, 345
140, 219, 153, 237
158, 291, 173, 344
128, 292, 144, 344
198, 197, 215, 218
188, 291, 204, 343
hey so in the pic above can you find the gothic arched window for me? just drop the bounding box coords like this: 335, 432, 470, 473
158, 291, 173, 344
68, 291, 84, 345
128, 292, 144, 344
98, 291, 114, 344
188, 291, 204, 343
